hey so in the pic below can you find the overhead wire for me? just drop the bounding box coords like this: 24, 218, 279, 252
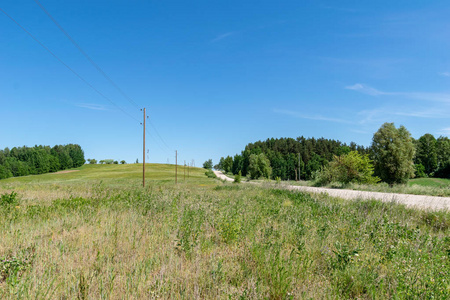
0, 7, 140, 124
33, 0, 141, 110
34, 0, 174, 152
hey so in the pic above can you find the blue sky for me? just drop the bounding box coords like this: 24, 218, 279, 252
1, 1, 450, 166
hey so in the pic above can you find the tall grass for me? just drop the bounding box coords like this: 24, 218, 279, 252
0, 169, 450, 298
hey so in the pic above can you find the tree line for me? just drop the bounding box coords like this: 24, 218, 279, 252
0, 144, 85, 179
212, 123, 450, 183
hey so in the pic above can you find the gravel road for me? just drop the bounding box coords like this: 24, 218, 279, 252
213, 171, 450, 211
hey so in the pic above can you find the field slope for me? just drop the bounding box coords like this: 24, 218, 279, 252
1, 164, 450, 299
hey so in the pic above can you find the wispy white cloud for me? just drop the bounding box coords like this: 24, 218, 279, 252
345, 83, 386, 96
274, 109, 352, 124
211, 32, 235, 43
440, 72, 450, 77
439, 127, 450, 135
346, 83, 450, 103
76, 103, 107, 111
350, 129, 368, 134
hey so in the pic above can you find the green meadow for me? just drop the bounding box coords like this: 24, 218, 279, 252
1, 164, 450, 299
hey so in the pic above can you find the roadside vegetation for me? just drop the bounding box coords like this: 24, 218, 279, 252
213, 122, 450, 197
0, 164, 450, 298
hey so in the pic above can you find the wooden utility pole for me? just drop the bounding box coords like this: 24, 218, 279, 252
175, 150, 178, 184
142, 108, 146, 187
184, 160, 186, 181
188, 162, 190, 178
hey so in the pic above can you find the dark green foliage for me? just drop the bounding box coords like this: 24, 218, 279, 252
316, 151, 380, 185
248, 153, 272, 179
234, 171, 241, 183
87, 158, 97, 164
415, 133, 438, 176
0, 144, 85, 180
205, 169, 216, 178
222, 156, 233, 173
120, 160, 126, 164
0, 165, 12, 179
415, 163, 426, 178
372, 123, 416, 184
203, 159, 213, 170
219, 137, 368, 180
436, 136, 450, 177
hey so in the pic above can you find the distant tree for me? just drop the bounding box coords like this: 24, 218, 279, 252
135, 158, 139, 164
113, 160, 119, 164
88, 158, 97, 164
120, 160, 126, 164
316, 151, 379, 185
436, 136, 450, 177
415, 163, 426, 178
372, 123, 415, 184
99, 160, 105, 164
248, 153, 272, 179
66, 144, 85, 167
415, 133, 438, 176
0, 165, 12, 180
203, 159, 213, 170
104, 159, 114, 164
232, 154, 243, 175
305, 153, 327, 179
216, 157, 225, 171
223, 156, 233, 173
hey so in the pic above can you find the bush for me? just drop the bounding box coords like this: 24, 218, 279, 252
205, 169, 216, 178
315, 151, 379, 186
234, 171, 241, 183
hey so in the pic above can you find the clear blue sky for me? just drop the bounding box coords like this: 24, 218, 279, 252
1, 1, 450, 166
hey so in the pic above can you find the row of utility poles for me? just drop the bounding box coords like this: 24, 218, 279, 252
141, 108, 192, 187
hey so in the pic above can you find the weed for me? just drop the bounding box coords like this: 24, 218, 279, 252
175, 207, 204, 258
0, 246, 35, 285
421, 211, 450, 231
331, 242, 362, 270
0, 191, 18, 207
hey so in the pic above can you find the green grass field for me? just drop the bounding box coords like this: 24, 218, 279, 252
1, 164, 450, 299
409, 178, 450, 188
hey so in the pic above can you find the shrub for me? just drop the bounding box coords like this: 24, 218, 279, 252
315, 151, 379, 186
234, 171, 241, 183
205, 169, 216, 178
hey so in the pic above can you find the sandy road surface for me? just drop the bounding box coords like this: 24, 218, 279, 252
213, 171, 450, 211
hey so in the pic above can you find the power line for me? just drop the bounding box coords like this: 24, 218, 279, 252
0, 7, 140, 123
33, 0, 141, 109
34, 1, 174, 151
147, 118, 171, 151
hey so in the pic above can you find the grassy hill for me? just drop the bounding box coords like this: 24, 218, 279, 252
0, 163, 211, 185
1, 164, 450, 298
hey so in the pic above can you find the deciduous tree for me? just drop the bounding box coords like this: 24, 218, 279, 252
372, 123, 415, 184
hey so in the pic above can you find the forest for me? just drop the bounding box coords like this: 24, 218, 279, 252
0, 144, 85, 179
215, 132, 450, 182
